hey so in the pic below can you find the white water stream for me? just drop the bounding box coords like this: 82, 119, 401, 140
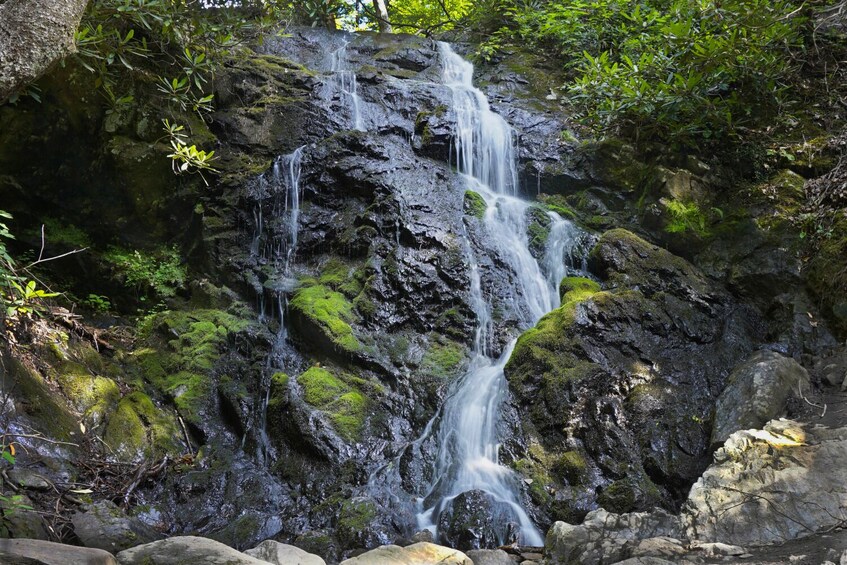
413, 43, 588, 546
330, 40, 365, 131
252, 146, 305, 464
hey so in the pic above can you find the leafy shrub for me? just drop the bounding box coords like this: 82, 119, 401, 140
103, 245, 186, 299
466, 0, 807, 149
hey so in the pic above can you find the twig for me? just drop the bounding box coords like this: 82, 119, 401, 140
23, 247, 88, 270
1, 433, 79, 448
797, 381, 826, 418
178, 415, 194, 457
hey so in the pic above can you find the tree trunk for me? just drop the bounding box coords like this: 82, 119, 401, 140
372, 0, 392, 33
0, 0, 90, 103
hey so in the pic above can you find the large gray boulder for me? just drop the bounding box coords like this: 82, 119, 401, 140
711, 350, 810, 447
339, 542, 472, 565
115, 536, 269, 565
0, 539, 117, 564
545, 420, 847, 564
244, 540, 325, 565
72, 500, 163, 553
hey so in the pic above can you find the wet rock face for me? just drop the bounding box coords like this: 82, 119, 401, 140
435, 490, 516, 551
506, 228, 761, 523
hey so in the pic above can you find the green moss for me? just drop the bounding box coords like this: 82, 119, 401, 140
55, 364, 120, 427
299, 367, 347, 406
104, 392, 181, 460
319, 258, 351, 288
527, 206, 553, 255
553, 451, 589, 485
464, 190, 488, 219
537, 194, 577, 219
597, 479, 638, 513
290, 284, 361, 353
133, 309, 250, 424
297, 366, 370, 442
559, 276, 601, 301
421, 336, 468, 378
337, 497, 377, 543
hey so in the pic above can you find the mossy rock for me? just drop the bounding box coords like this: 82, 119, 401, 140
559, 276, 600, 301
104, 392, 182, 461
463, 190, 487, 219
297, 366, 369, 442
527, 205, 553, 257
289, 283, 361, 355
335, 497, 378, 548
805, 216, 847, 338
537, 194, 577, 220
553, 450, 589, 486
132, 308, 250, 425
7, 358, 79, 443
421, 335, 469, 379
597, 479, 637, 513
55, 367, 120, 429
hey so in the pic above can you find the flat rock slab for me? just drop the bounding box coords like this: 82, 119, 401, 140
72, 500, 162, 553
116, 536, 268, 564
0, 538, 117, 564
339, 542, 472, 564
245, 540, 325, 565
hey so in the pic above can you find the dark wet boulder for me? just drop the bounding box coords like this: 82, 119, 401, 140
436, 490, 517, 551
506, 229, 760, 522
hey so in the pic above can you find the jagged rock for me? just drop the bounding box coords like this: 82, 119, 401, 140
545, 420, 847, 564
0, 539, 117, 564
244, 540, 325, 565
115, 536, 268, 564
436, 490, 514, 551
710, 350, 810, 447
338, 542, 473, 564
685, 419, 847, 546
507, 228, 758, 520
71, 500, 163, 553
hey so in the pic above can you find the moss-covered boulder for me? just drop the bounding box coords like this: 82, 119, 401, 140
506, 229, 759, 521
289, 283, 362, 359
296, 366, 369, 442
104, 391, 182, 461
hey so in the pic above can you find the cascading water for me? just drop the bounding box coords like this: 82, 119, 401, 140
330, 40, 365, 131
412, 43, 590, 547
250, 146, 305, 463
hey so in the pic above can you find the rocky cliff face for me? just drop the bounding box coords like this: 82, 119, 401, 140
0, 26, 842, 563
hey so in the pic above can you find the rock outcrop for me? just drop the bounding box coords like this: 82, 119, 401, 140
545, 419, 847, 564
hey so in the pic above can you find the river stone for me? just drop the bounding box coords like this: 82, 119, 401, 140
710, 350, 810, 447
115, 536, 268, 564
244, 540, 325, 565
0, 538, 118, 564
339, 542, 473, 564
71, 500, 162, 553
465, 548, 514, 565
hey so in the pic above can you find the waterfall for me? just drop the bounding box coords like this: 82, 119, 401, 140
330, 40, 365, 131
413, 43, 588, 547
251, 146, 305, 464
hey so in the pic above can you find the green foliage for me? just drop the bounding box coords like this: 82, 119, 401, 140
162, 119, 218, 182
467, 0, 807, 148
390, 0, 473, 34
103, 245, 186, 300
